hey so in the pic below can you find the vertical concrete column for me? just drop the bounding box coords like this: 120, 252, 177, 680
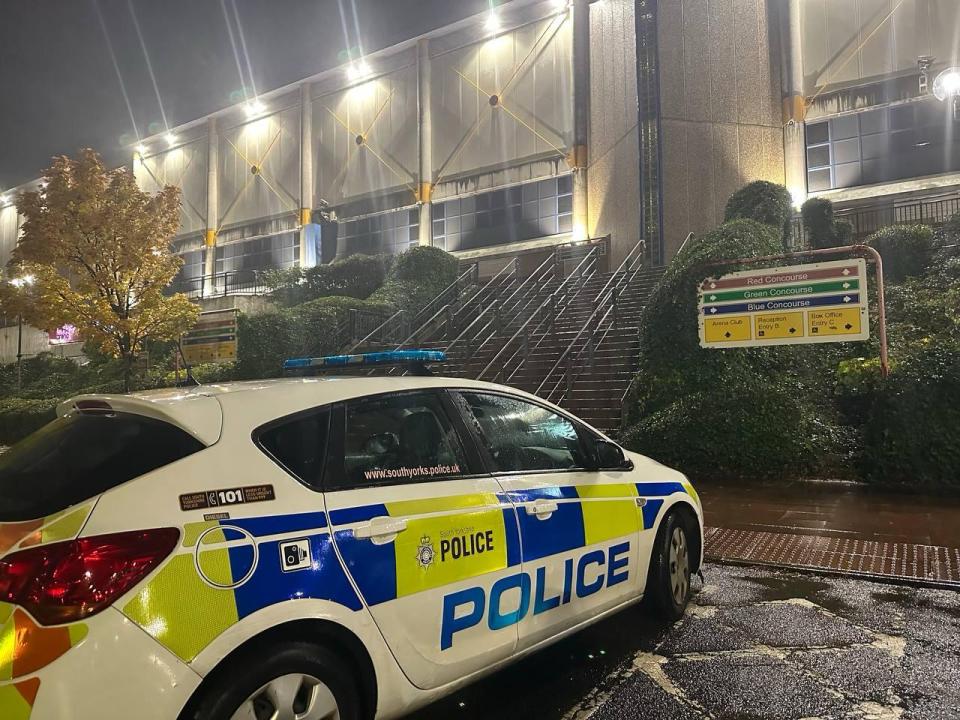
204, 117, 219, 294
571, 0, 590, 240
417, 38, 434, 246
299, 82, 315, 265
780, 0, 806, 208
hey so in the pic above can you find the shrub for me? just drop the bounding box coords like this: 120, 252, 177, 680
235, 296, 391, 379
867, 224, 934, 283
832, 218, 854, 246
264, 254, 394, 306
0, 397, 58, 445
723, 181, 793, 243
368, 246, 460, 310
854, 338, 960, 488
801, 197, 835, 248
622, 218, 854, 479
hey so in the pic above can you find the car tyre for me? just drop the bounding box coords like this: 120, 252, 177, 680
644, 510, 693, 621
188, 640, 362, 720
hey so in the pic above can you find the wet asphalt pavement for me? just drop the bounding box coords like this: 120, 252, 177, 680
408, 563, 960, 720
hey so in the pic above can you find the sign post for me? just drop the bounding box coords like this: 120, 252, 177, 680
699, 259, 869, 348
181, 309, 239, 365
697, 245, 889, 377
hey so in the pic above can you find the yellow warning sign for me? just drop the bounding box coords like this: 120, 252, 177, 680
755, 312, 805, 340
703, 316, 752, 343
808, 308, 862, 337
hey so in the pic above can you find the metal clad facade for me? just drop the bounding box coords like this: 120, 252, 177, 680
134, 138, 208, 238
218, 101, 301, 231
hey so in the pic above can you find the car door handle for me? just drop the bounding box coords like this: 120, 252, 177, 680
353, 517, 408, 544
526, 499, 559, 519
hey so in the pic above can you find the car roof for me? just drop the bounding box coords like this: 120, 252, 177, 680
62, 375, 595, 445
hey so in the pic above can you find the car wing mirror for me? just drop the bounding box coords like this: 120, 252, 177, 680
593, 439, 632, 471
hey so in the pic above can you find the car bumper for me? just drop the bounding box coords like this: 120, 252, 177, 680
3, 607, 201, 720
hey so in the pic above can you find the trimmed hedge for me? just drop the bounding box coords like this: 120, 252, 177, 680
368, 246, 460, 310
0, 397, 58, 445
723, 181, 793, 244
867, 224, 934, 283
800, 197, 852, 249
855, 339, 960, 488
264, 253, 394, 306
235, 296, 392, 379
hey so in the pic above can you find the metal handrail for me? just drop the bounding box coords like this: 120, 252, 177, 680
465, 253, 559, 359
345, 308, 407, 353
412, 264, 478, 328
348, 264, 478, 353
396, 257, 518, 349
536, 239, 648, 402
499, 254, 601, 383
477, 245, 600, 380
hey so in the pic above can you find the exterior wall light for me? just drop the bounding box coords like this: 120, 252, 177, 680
135, 144, 148, 155
165, 132, 178, 147
244, 99, 266, 118
484, 11, 501, 34
933, 67, 960, 120
347, 61, 372, 82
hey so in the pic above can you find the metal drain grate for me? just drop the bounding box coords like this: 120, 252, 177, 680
704, 526, 960, 587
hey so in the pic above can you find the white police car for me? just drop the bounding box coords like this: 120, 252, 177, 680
0, 351, 702, 720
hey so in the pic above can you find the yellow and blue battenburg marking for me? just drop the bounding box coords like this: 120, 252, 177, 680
122, 481, 690, 662
123, 511, 361, 662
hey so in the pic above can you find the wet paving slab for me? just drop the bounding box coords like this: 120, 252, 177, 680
407, 563, 960, 720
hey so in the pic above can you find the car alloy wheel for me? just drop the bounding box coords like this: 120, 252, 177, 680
231, 673, 340, 720
668, 525, 690, 606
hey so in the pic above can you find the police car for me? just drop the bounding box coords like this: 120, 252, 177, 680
0, 351, 702, 720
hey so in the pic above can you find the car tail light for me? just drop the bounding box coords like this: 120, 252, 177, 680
0, 528, 179, 625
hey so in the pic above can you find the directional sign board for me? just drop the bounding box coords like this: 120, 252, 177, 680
182, 309, 238, 364
699, 259, 869, 348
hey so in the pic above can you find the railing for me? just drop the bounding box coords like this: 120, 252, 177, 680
335, 307, 394, 350
789, 192, 960, 248
449, 251, 559, 361
167, 269, 269, 299
395, 258, 519, 350
535, 239, 647, 405
345, 264, 478, 353
476, 244, 603, 383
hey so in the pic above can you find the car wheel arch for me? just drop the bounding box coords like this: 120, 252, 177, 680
176, 617, 378, 720
653, 499, 702, 574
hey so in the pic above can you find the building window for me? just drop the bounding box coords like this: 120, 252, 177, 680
215, 232, 299, 275
337, 207, 419, 258
174, 249, 204, 285
432, 176, 573, 252
805, 100, 960, 192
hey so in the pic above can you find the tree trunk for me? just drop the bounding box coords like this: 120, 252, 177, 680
123, 352, 133, 393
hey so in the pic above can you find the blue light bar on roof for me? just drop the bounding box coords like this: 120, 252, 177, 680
283, 349, 447, 371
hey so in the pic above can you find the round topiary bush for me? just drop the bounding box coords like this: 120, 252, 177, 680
801, 197, 835, 249
723, 180, 793, 243
867, 224, 934, 283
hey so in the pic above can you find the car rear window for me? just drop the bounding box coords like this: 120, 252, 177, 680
0, 410, 205, 521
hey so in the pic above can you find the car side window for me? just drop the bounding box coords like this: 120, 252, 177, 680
257, 409, 330, 489
340, 391, 470, 488
457, 392, 587, 473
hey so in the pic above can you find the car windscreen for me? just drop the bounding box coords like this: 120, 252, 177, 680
0, 410, 205, 521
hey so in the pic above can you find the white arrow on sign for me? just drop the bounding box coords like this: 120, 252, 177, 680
843, 296, 852, 303
710, 282, 717, 289
842, 268, 851, 276
842, 282, 850, 289
710, 307, 718, 314
710, 295, 717, 301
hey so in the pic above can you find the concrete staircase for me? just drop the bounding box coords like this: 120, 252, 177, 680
356, 242, 664, 430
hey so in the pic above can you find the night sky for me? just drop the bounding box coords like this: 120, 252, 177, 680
0, 0, 492, 189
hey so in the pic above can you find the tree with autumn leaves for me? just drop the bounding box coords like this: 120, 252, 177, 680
3, 149, 198, 390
